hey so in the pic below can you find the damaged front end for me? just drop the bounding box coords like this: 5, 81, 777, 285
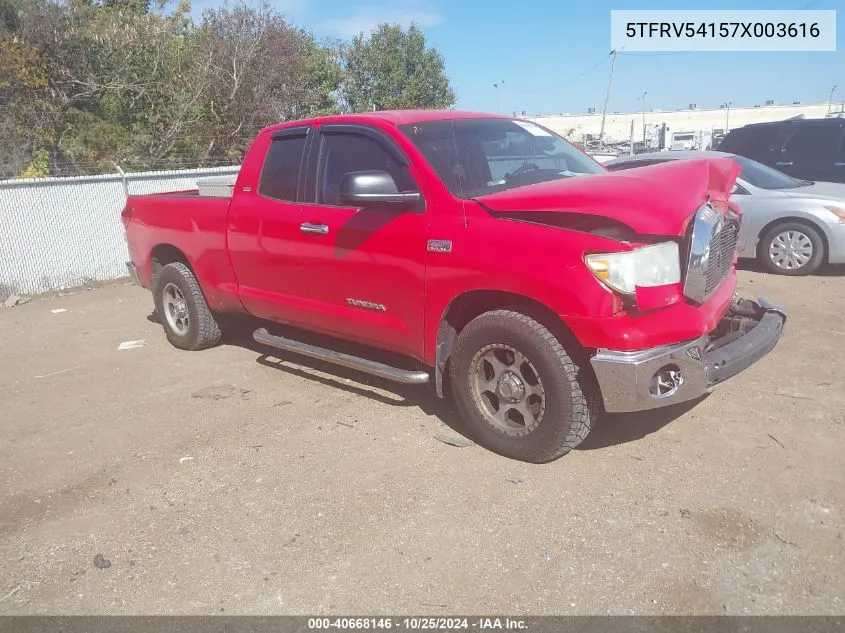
703, 296, 786, 388
590, 296, 786, 413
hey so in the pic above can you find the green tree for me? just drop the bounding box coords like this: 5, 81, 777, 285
341, 23, 455, 112
188, 2, 341, 165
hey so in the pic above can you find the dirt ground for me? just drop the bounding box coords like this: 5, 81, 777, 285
0, 267, 843, 615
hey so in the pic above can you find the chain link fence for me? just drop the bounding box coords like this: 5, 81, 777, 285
0, 165, 240, 297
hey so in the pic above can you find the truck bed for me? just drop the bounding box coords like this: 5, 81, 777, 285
123, 191, 239, 312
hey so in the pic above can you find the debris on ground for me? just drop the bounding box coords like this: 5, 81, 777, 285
768, 433, 786, 449
3, 295, 29, 308
117, 339, 145, 351
93, 554, 111, 569
0, 585, 22, 603
337, 421, 355, 428
680, 509, 692, 519
508, 477, 524, 484
433, 434, 474, 448
179, 456, 194, 464
775, 392, 813, 401
773, 530, 798, 547
35, 365, 81, 379
51, 309, 67, 314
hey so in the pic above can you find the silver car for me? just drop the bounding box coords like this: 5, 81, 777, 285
605, 150, 845, 275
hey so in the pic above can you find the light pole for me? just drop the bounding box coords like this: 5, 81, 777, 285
598, 49, 618, 150
723, 101, 732, 132
493, 80, 505, 113
640, 91, 647, 143
829, 85, 837, 114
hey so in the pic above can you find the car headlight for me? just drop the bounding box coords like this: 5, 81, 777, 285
585, 242, 681, 295
823, 206, 845, 223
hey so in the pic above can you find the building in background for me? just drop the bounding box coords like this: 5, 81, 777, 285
528, 101, 844, 151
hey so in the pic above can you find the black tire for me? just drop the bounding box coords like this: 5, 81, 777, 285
448, 310, 598, 463
758, 221, 825, 276
153, 262, 222, 350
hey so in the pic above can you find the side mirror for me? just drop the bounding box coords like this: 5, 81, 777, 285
339, 170, 421, 210
730, 183, 739, 195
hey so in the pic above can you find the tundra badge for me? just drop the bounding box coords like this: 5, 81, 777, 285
427, 239, 452, 253
346, 298, 387, 312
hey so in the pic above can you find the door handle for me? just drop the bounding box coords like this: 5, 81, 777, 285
775, 161, 793, 167
300, 223, 329, 235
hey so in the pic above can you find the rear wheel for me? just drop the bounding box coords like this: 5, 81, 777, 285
448, 310, 598, 463
153, 262, 222, 350
758, 221, 824, 275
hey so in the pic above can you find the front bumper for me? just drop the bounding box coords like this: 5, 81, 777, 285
590, 297, 786, 413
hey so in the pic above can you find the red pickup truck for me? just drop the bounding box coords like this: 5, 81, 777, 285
122, 110, 786, 463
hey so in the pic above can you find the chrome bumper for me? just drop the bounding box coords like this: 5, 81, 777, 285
126, 261, 143, 287
590, 297, 786, 413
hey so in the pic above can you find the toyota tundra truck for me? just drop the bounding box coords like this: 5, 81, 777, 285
121, 110, 786, 463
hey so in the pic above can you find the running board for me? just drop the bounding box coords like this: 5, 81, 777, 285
253, 328, 430, 385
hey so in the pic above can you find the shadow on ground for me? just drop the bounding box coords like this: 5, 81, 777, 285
154, 312, 699, 455
737, 259, 845, 277
576, 398, 703, 451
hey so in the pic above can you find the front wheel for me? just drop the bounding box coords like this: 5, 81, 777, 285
153, 262, 222, 350
758, 221, 825, 276
448, 310, 598, 463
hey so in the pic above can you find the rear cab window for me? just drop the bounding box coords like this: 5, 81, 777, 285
258, 132, 309, 202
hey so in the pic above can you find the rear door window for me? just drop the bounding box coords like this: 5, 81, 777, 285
258, 134, 308, 202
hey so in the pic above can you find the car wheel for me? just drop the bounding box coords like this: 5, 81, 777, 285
153, 262, 222, 350
448, 309, 599, 463
758, 221, 825, 276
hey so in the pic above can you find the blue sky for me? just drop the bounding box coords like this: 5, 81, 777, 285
218, 0, 842, 116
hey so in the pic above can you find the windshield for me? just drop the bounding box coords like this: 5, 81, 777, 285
733, 155, 806, 190
398, 118, 605, 198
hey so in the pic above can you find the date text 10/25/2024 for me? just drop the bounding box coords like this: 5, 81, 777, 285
307, 618, 527, 630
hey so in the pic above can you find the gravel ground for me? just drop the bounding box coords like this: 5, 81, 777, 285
0, 268, 843, 615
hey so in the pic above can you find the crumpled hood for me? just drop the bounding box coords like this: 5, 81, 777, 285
475, 157, 741, 237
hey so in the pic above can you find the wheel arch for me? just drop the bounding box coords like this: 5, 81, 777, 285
756, 216, 830, 263
150, 243, 195, 284
433, 289, 588, 399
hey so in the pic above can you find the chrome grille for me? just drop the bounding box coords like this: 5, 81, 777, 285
704, 218, 739, 295
683, 203, 741, 304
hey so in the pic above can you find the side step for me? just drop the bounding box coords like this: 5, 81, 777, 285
253, 328, 430, 385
